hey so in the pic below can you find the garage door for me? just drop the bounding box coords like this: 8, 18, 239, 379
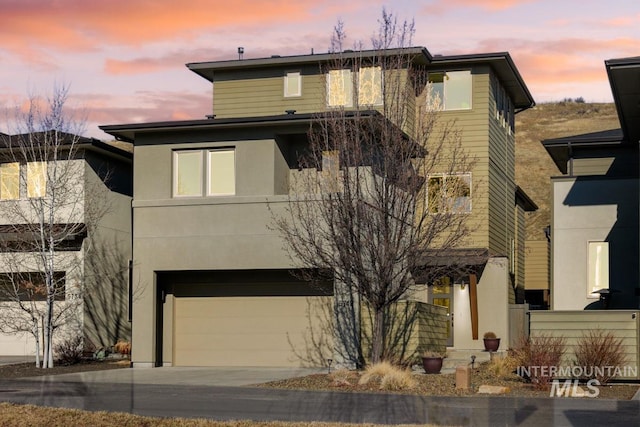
172, 281, 333, 367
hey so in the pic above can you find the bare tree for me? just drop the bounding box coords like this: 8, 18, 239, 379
272, 11, 476, 365
0, 85, 110, 367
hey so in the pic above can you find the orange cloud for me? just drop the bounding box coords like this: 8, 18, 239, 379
0, 0, 333, 52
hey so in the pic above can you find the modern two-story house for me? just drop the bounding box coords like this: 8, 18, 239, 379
101, 46, 535, 367
543, 57, 640, 310
0, 132, 132, 356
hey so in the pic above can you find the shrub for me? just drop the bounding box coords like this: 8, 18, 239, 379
513, 334, 566, 389
574, 330, 627, 384
358, 361, 416, 390
54, 335, 84, 366
483, 331, 497, 339
114, 340, 131, 356
488, 352, 520, 379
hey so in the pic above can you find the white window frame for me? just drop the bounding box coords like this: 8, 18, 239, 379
587, 241, 609, 298
207, 149, 236, 196
284, 71, 302, 98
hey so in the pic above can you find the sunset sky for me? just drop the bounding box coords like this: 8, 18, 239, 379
1, 0, 638, 139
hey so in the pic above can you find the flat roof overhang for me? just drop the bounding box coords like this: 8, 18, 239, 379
606, 57, 640, 145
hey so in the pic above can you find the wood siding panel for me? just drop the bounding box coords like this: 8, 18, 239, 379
213, 67, 325, 118
525, 240, 550, 290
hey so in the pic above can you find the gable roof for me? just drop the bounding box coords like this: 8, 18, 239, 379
187, 47, 535, 110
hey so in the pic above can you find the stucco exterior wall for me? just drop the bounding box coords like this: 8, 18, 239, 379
551, 177, 639, 310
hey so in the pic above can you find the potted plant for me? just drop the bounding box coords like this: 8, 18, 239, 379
421, 351, 445, 374
483, 331, 501, 352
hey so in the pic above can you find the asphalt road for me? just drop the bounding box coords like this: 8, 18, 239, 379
1, 378, 639, 426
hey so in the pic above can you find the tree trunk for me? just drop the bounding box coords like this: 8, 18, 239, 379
370, 308, 385, 364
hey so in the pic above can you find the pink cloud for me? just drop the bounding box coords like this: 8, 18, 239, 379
423, 0, 534, 14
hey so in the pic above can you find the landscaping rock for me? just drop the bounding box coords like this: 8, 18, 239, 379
477, 385, 510, 394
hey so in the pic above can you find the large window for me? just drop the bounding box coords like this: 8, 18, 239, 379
27, 162, 47, 198
173, 149, 235, 197
358, 66, 383, 106
427, 70, 472, 111
587, 241, 609, 298
0, 272, 66, 301
284, 71, 301, 97
427, 173, 471, 213
327, 69, 353, 107
0, 162, 19, 200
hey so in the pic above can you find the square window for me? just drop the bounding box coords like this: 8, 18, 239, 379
27, 162, 46, 198
208, 149, 235, 196
174, 151, 203, 197
327, 69, 353, 107
427, 173, 471, 214
284, 71, 301, 97
0, 162, 20, 200
427, 70, 472, 111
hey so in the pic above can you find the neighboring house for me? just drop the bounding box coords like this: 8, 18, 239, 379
543, 57, 640, 310
101, 47, 535, 368
0, 132, 132, 355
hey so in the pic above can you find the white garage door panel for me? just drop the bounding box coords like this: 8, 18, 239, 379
174, 295, 332, 367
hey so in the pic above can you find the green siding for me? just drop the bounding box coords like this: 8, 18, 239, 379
213, 66, 325, 118
525, 240, 550, 290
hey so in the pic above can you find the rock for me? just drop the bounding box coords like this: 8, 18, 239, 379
477, 385, 510, 394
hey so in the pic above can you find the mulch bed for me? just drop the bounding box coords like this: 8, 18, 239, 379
0, 359, 129, 379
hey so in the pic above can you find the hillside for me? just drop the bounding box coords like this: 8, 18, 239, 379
515, 102, 620, 240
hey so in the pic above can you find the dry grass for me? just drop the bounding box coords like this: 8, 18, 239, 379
0, 403, 430, 427
358, 361, 417, 391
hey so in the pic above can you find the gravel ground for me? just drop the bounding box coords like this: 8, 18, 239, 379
257, 364, 640, 400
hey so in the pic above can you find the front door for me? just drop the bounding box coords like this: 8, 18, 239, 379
431, 278, 454, 347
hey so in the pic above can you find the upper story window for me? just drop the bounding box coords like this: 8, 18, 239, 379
427, 70, 472, 111
495, 82, 514, 133
173, 148, 235, 198
357, 66, 383, 106
427, 173, 471, 214
327, 67, 383, 108
327, 69, 353, 107
0, 162, 20, 200
0, 161, 46, 200
27, 162, 47, 198
284, 71, 302, 97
